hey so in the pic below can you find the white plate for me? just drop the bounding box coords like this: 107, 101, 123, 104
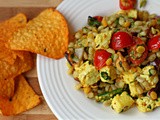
37, 0, 160, 119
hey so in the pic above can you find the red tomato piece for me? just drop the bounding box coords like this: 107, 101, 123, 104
119, 0, 136, 10
111, 31, 134, 50
129, 0, 137, 5
148, 35, 160, 50
93, 16, 103, 22
128, 37, 148, 65
94, 49, 111, 70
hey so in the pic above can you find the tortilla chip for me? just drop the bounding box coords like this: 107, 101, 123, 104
0, 13, 27, 64
0, 41, 26, 65
0, 42, 16, 64
0, 75, 41, 116
0, 13, 27, 43
0, 77, 15, 98
0, 13, 33, 80
8, 9, 69, 59
0, 52, 33, 81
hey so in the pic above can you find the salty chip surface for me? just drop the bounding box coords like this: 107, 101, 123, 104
0, 77, 15, 98
0, 13, 33, 81
0, 75, 41, 116
9, 9, 69, 59
0, 13, 27, 64
0, 13, 27, 43
0, 52, 33, 81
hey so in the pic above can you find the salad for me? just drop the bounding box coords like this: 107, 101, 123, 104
66, 1, 160, 113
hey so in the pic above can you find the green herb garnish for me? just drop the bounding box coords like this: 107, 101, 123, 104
101, 72, 111, 80
140, 0, 147, 8
88, 16, 101, 27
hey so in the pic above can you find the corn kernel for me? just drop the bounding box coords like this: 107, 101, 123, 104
92, 27, 98, 32
87, 33, 94, 39
106, 58, 112, 66
150, 91, 157, 100
116, 10, 127, 15
151, 27, 157, 34
123, 21, 131, 28
83, 87, 91, 94
136, 46, 145, 54
101, 17, 108, 27
75, 84, 82, 90
75, 31, 82, 39
87, 92, 94, 98
119, 17, 125, 26
156, 51, 160, 58
103, 100, 111, 106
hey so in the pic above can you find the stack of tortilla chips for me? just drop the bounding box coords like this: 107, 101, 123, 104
0, 8, 69, 116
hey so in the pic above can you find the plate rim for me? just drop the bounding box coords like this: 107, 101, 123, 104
37, 0, 160, 119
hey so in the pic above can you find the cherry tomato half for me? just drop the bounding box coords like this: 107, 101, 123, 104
111, 31, 134, 50
128, 37, 148, 65
93, 16, 103, 22
148, 35, 160, 50
119, 0, 136, 10
94, 49, 111, 70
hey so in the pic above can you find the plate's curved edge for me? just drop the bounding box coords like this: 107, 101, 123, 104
37, 0, 91, 119
36, 1, 74, 119
36, 0, 85, 119
36, 54, 63, 120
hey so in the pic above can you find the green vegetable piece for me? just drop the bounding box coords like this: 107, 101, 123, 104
129, 50, 135, 59
88, 16, 101, 27
140, 0, 147, 8
114, 18, 119, 26
101, 72, 111, 81
147, 105, 152, 109
70, 53, 79, 63
82, 27, 89, 33
149, 69, 153, 76
113, 28, 120, 33
96, 88, 123, 102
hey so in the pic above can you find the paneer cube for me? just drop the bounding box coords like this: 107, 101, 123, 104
140, 66, 159, 87
94, 29, 113, 49
74, 61, 99, 85
129, 81, 144, 97
123, 65, 159, 97
111, 91, 134, 113
123, 67, 141, 84
127, 9, 137, 19
136, 96, 160, 112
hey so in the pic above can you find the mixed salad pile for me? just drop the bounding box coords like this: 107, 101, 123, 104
66, 0, 160, 113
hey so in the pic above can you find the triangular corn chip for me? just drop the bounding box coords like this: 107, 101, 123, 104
8, 9, 69, 59
0, 13, 27, 64
0, 75, 41, 116
0, 14, 33, 81
0, 13, 27, 43
0, 52, 33, 81
0, 77, 15, 98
